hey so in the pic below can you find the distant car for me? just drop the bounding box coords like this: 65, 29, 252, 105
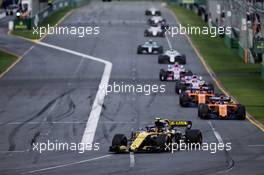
148, 16, 166, 26
179, 86, 215, 107
144, 26, 165, 37
158, 49, 186, 64
137, 40, 163, 54
198, 95, 246, 120
5, 4, 19, 16
145, 8, 161, 16
175, 75, 208, 94
159, 64, 192, 81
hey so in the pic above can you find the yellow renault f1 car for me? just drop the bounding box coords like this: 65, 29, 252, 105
109, 118, 202, 153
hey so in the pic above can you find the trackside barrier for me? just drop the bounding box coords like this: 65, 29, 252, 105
14, 0, 71, 30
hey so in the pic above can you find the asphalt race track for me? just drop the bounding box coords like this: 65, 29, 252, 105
0, 1, 264, 175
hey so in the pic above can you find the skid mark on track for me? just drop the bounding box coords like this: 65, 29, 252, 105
7, 89, 74, 152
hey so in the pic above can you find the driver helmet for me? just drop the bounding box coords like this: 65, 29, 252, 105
148, 39, 153, 44
168, 65, 173, 70
174, 62, 179, 68
192, 74, 198, 79
155, 117, 165, 128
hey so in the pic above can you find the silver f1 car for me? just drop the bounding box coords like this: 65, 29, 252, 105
145, 8, 161, 16
158, 49, 186, 64
144, 26, 165, 37
148, 16, 166, 26
137, 40, 163, 54
159, 64, 192, 81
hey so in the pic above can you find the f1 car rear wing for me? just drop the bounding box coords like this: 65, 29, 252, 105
167, 120, 192, 128
209, 96, 231, 103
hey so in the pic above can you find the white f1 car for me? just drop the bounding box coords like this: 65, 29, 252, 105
144, 26, 165, 37
145, 8, 161, 16
159, 64, 192, 81
158, 49, 186, 64
148, 16, 166, 26
137, 40, 163, 54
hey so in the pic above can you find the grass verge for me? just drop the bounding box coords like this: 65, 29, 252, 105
0, 49, 18, 74
12, 6, 73, 40
170, 5, 264, 123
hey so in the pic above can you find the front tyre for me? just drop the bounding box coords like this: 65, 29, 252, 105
109, 134, 127, 153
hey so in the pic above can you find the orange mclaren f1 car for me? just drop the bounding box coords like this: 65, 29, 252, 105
198, 95, 246, 120
179, 85, 214, 107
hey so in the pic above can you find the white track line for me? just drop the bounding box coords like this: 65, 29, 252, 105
129, 152, 135, 168
36, 41, 112, 145
23, 155, 111, 174
208, 121, 224, 144
165, 33, 173, 49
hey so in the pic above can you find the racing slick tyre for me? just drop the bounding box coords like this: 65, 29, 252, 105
185, 129, 203, 144
157, 46, 163, 54
179, 55, 186, 64
179, 83, 187, 94
158, 55, 169, 64
207, 82, 214, 93
179, 92, 189, 107
236, 104, 246, 120
175, 81, 180, 94
198, 104, 209, 119
185, 70, 193, 76
145, 11, 150, 15
137, 46, 143, 54
155, 134, 171, 152
159, 32, 165, 37
110, 134, 128, 153
144, 30, 149, 37
159, 69, 167, 81
156, 11, 161, 16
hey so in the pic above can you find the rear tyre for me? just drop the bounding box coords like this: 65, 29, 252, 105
179, 83, 186, 94
207, 82, 214, 93
175, 81, 180, 94
198, 104, 209, 119
144, 30, 149, 37
158, 46, 163, 54
156, 11, 161, 16
137, 46, 142, 54
179, 92, 189, 107
158, 55, 165, 64
236, 104, 246, 120
159, 69, 167, 81
181, 55, 186, 64
185, 129, 203, 144
155, 134, 171, 152
185, 70, 193, 76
